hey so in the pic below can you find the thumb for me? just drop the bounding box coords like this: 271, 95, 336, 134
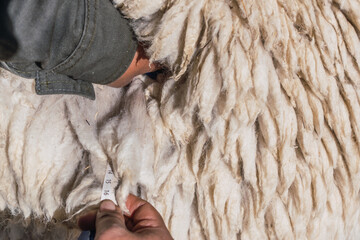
95, 200, 128, 239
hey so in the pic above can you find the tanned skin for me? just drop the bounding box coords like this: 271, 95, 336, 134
108, 44, 158, 88
78, 195, 173, 240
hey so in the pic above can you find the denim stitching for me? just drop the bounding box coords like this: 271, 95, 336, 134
36, 71, 93, 94
6, 62, 37, 74
6, 0, 130, 88
5, 0, 90, 75
53, 0, 97, 73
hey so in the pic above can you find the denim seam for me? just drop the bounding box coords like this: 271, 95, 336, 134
36, 72, 92, 93
53, 0, 97, 73
5, 0, 132, 86
4, 0, 91, 76
6, 62, 38, 74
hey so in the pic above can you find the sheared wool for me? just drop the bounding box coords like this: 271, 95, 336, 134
0, 0, 360, 239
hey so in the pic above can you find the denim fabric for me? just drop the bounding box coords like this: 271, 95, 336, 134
0, 0, 137, 100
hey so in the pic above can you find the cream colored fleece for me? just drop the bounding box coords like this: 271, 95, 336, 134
1, 0, 360, 239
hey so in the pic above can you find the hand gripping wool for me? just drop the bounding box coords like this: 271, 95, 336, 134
1, 0, 360, 239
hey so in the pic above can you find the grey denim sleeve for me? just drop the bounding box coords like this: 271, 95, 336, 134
0, 0, 137, 100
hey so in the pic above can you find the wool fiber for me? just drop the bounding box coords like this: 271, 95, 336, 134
0, 0, 360, 239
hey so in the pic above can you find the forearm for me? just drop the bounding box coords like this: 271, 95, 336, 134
107, 44, 158, 88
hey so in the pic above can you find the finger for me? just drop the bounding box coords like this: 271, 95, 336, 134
95, 200, 128, 239
125, 195, 173, 239
77, 210, 97, 231
125, 194, 167, 231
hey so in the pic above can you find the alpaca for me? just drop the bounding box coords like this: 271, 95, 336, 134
0, 0, 359, 239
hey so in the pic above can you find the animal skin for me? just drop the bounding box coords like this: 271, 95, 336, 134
1, 0, 360, 239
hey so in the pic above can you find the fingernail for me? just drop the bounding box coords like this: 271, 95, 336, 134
123, 209, 131, 217
100, 200, 116, 211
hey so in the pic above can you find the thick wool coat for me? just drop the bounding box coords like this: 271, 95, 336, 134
0, 0, 360, 239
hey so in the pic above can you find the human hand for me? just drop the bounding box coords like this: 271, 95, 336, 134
78, 194, 173, 240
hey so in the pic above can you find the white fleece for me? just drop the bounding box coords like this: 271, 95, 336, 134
1, 0, 360, 239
